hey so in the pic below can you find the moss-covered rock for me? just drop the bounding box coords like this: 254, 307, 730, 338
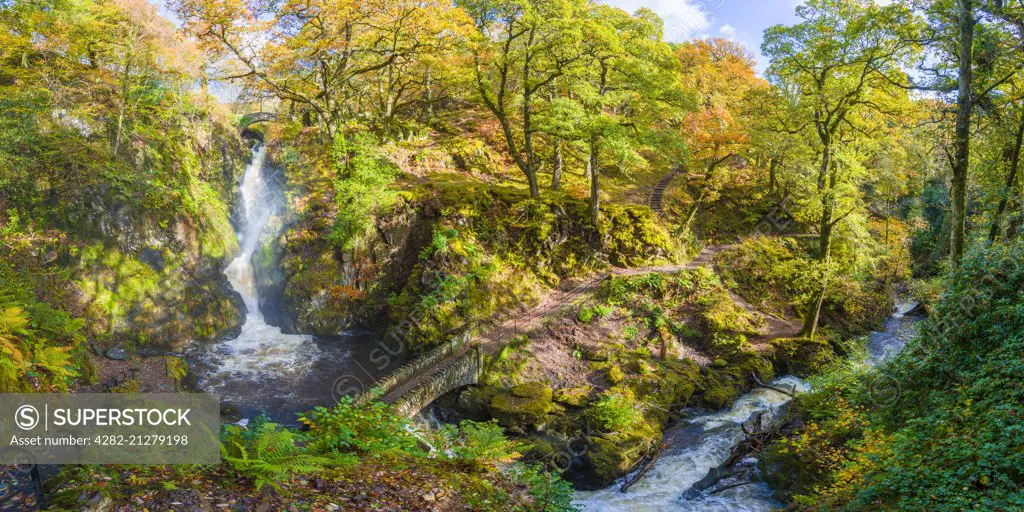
701, 372, 743, 409
759, 437, 818, 502
488, 382, 554, 430
554, 386, 593, 407
606, 365, 625, 384
769, 337, 836, 377
582, 343, 619, 362
696, 350, 774, 409
576, 427, 658, 489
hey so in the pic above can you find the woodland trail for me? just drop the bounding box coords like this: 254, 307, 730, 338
381, 243, 800, 404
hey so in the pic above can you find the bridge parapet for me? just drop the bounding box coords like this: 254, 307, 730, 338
391, 346, 483, 418
353, 331, 473, 407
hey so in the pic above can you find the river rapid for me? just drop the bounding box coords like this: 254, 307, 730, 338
575, 300, 922, 511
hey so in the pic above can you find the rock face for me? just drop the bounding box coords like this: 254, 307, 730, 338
266, 193, 432, 335
64, 129, 250, 353
488, 382, 555, 431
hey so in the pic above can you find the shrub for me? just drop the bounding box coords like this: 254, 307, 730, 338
327, 132, 400, 251
437, 420, 521, 466
774, 241, 1024, 511
590, 391, 643, 432
300, 397, 421, 455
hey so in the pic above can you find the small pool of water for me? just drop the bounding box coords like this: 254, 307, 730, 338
186, 330, 404, 423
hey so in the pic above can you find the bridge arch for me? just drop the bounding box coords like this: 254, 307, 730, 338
239, 112, 277, 129
352, 333, 482, 418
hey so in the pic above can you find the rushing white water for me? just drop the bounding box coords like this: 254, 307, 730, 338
575, 377, 810, 512
192, 146, 330, 413
576, 299, 921, 511
866, 300, 921, 364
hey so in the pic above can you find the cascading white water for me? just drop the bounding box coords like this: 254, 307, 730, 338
576, 299, 922, 511
575, 377, 809, 512
215, 145, 317, 376
192, 146, 331, 414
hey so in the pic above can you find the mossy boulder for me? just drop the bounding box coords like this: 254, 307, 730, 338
576, 426, 658, 489
769, 337, 836, 377
697, 351, 773, 409
701, 373, 742, 409
606, 365, 625, 384
489, 382, 554, 430
554, 387, 592, 407
582, 343, 620, 362
734, 350, 775, 383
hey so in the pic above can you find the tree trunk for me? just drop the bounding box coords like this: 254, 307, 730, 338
951, 0, 975, 265
114, 52, 132, 155
990, 106, 1024, 242
768, 157, 778, 195
801, 271, 829, 338
818, 191, 834, 260
803, 147, 836, 337
683, 189, 706, 234
522, 37, 540, 200
114, 105, 126, 155
424, 67, 434, 123
589, 135, 600, 226
551, 139, 563, 190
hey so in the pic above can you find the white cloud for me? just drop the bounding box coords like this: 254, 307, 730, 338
601, 0, 716, 42
719, 24, 737, 37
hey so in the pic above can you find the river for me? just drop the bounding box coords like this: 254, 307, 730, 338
575, 300, 922, 511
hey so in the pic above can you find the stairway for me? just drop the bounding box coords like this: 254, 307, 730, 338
649, 169, 681, 214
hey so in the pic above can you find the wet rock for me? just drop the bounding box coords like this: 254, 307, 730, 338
576, 429, 657, 490
455, 386, 496, 418
103, 347, 129, 361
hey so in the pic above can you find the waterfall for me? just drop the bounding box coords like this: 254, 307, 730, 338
190, 146, 335, 417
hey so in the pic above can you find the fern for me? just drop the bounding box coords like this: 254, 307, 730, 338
452, 420, 521, 465
0, 307, 30, 392
220, 419, 332, 490
30, 343, 77, 390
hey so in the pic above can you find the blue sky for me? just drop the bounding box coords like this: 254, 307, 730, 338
603, 0, 803, 73
154, 0, 807, 101
157, 0, 802, 73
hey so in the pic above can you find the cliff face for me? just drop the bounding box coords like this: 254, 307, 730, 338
2, 111, 251, 354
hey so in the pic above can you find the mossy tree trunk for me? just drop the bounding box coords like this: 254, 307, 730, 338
990, 102, 1024, 242
590, 134, 600, 226
803, 141, 836, 338
950, 0, 974, 266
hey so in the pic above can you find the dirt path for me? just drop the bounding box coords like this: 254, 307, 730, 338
381, 245, 746, 403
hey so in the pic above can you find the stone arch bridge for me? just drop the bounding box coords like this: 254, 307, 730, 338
239, 112, 277, 133
353, 333, 483, 417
